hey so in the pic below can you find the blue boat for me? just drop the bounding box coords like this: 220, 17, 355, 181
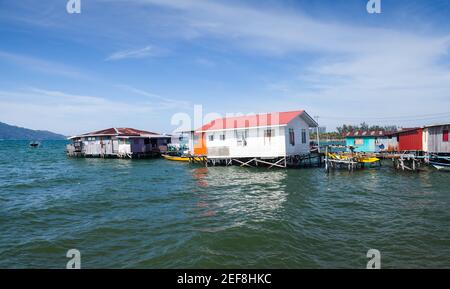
430, 156, 450, 171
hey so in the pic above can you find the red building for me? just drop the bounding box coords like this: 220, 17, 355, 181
396, 128, 423, 151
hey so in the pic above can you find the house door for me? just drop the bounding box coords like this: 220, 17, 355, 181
194, 132, 207, 155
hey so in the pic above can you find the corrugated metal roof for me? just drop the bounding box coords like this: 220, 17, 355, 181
196, 110, 317, 132
395, 127, 421, 135
78, 127, 159, 137
117, 128, 158, 136
423, 123, 450, 128
345, 130, 394, 137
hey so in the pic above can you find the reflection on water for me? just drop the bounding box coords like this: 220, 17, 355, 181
1, 141, 450, 268
190, 167, 289, 228
191, 167, 209, 188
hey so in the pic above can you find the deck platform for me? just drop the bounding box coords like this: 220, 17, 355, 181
187, 153, 323, 169
375, 152, 426, 171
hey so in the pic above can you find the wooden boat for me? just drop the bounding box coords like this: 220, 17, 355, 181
356, 157, 380, 163
162, 154, 190, 162
430, 161, 450, 171
428, 155, 450, 171
162, 154, 204, 162
29, 141, 40, 148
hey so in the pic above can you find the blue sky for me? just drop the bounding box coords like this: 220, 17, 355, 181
1, 0, 450, 135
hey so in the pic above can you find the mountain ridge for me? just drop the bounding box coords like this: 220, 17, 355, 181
0, 121, 67, 140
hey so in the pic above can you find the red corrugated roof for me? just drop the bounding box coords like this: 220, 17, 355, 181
116, 128, 158, 136
84, 128, 117, 135
196, 110, 307, 132
345, 130, 394, 137
83, 127, 158, 136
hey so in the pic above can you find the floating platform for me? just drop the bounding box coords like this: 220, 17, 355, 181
324, 146, 381, 172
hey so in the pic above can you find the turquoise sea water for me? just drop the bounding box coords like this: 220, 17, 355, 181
0, 140, 449, 268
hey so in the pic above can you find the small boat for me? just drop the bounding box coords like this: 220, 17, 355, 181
162, 154, 191, 162
162, 154, 204, 162
326, 152, 380, 164
356, 157, 380, 163
29, 141, 40, 148
430, 161, 450, 171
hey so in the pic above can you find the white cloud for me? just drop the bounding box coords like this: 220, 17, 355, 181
115, 84, 191, 108
2, 0, 450, 129
127, 0, 450, 128
0, 88, 183, 135
0, 50, 85, 79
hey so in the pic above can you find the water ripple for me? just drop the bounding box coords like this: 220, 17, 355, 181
0, 141, 449, 268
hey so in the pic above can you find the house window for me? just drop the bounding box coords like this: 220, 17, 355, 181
443, 130, 449, 142
144, 138, 150, 145
289, 128, 295, 146
354, 138, 364, 145
235, 130, 248, 146
208, 135, 214, 142
220, 134, 226, 141
264, 129, 274, 145
301, 129, 307, 144
264, 129, 273, 138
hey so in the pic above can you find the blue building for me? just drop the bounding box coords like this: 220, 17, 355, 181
344, 131, 398, 152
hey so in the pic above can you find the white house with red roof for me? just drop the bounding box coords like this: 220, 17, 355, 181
193, 110, 318, 161
67, 127, 171, 158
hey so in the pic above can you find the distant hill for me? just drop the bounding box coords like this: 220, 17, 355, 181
0, 122, 67, 140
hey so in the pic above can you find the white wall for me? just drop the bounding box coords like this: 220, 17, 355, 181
82, 138, 113, 155
423, 125, 450, 153
118, 144, 131, 155
375, 137, 398, 152
83, 140, 102, 155
205, 126, 286, 158
284, 116, 310, 155
112, 140, 119, 153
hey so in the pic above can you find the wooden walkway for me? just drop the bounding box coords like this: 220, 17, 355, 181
376, 152, 425, 172
187, 153, 323, 169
